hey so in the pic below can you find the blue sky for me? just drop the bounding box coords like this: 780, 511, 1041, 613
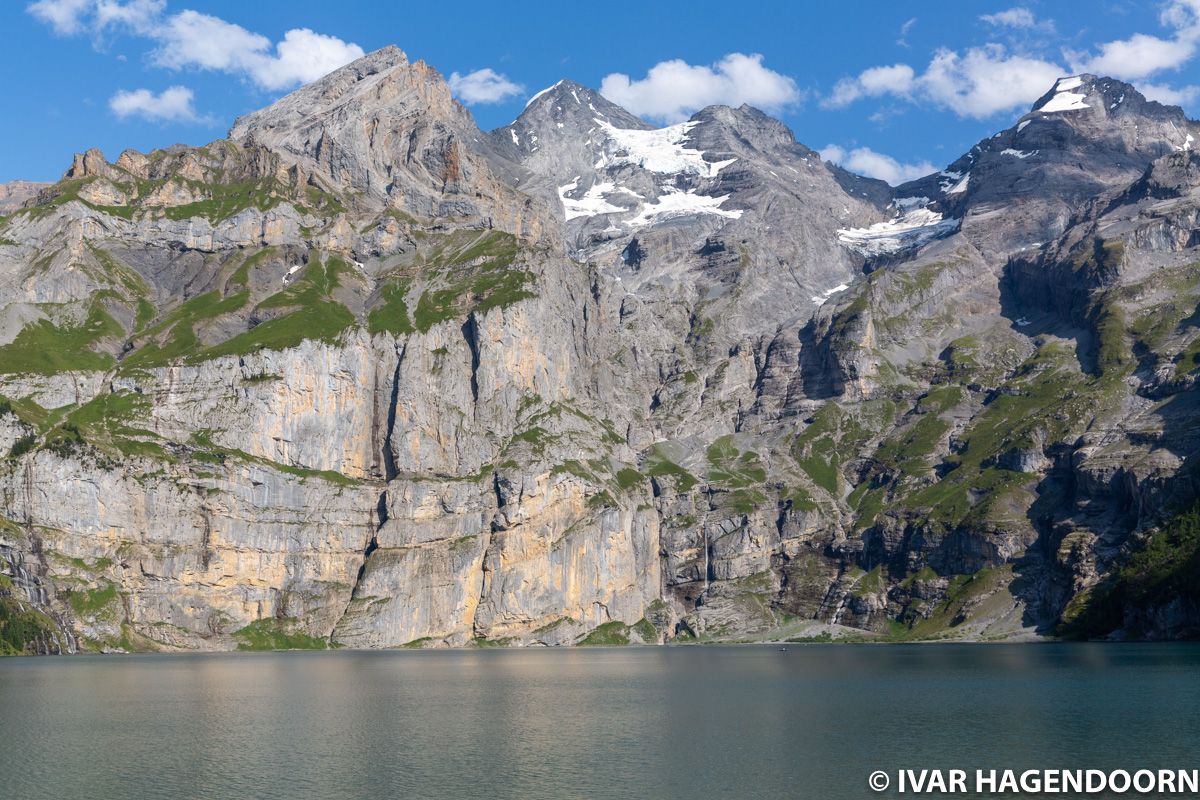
4, 1, 1199, 184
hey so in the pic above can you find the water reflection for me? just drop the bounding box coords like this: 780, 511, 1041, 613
1, 644, 1198, 799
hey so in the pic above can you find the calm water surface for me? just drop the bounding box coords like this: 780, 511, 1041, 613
1, 644, 1198, 799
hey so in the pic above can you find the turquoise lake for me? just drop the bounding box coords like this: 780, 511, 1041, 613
1, 643, 1198, 799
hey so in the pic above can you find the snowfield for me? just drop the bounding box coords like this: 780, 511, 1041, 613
553, 114, 742, 226
837, 208, 960, 257
811, 283, 850, 305
1040, 76, 1090, 114
594, 120, 736, 177
557, 179, 627, 220
627, 187, 743, 227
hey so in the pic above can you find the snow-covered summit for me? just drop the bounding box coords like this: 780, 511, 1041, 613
1036, 76, 1091, 114
491, 80, 750, 234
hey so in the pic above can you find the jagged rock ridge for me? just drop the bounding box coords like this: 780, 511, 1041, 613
0, 50, 1198, 653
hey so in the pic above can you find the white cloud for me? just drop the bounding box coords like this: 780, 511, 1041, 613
825, 64, 914, 108
980, 7, 1038, 28
109, 85, 203, 122
818, 145, 847, 162
826, 45, 1063, 119
920, 46, 1063, 117
600, 53, 800, 123
244, 27, 365, 91
1068, 0, 1200, 79
897, 17, 917, 47
1136, 81, 1200, 105
94, 0, 162, 33
151, 12, 364, 90
447, 68, 523, 105
1161, 0, 1200, 29
27, 0, 94, 34
820, 144, 936, 186
28, 1, 364, 91
1069, 33, 1197, 79
30, 0, 164, 36
829, 1, 1200, 119
150, 9, 268, 72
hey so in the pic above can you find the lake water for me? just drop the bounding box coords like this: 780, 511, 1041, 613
1, 644, 1198, 799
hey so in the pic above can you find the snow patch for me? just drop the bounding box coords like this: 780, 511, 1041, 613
627, 187, 743, 227
510, 129, 520, 146
557, 179, 628, 220
1000, 148, 1037, 158
594, 119, 736, 177
893, 196, 930, 211
1040, 91, 1089, 113
1017, 120, 1031, 132
837, 208, 959, 257
938, 170, 967, 194
810, 283, 850, 304
1039, 78, 1090, 114
525, 81, 562, 108
282, 264, 301, 283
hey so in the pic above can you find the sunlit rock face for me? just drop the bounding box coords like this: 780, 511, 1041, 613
0, 53, 1198, 653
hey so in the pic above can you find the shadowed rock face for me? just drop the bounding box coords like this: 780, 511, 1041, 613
897, 75, 1197, 259
0, 50, 1198, 654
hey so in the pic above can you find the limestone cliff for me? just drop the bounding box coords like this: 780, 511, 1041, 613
0, 52, 1198, 653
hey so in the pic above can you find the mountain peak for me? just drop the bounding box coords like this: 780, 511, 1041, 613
491, 77, 652, 171
524, 79, 585, 108
226, 44, 548, 233
1007, 72, 1196, 166
1029, 74, 1098, 114
517, 78, 649, 130
367, 44, 408, 65
891, 72, 1198, 257
229, 45, 433, 143
1025, 74, 1188, 123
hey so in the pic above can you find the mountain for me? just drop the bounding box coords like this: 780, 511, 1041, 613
0, 48, 1198, 654
228, 45, 548, 240
0, 181, 49, 215
493, 81, 885, 327
895, 74, 1197, 258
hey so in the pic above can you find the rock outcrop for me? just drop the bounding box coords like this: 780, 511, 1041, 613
0, 49, 1198, 653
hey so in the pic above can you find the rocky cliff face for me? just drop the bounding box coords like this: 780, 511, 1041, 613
0, 50, 1197, 654
0, 181, 49, 215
